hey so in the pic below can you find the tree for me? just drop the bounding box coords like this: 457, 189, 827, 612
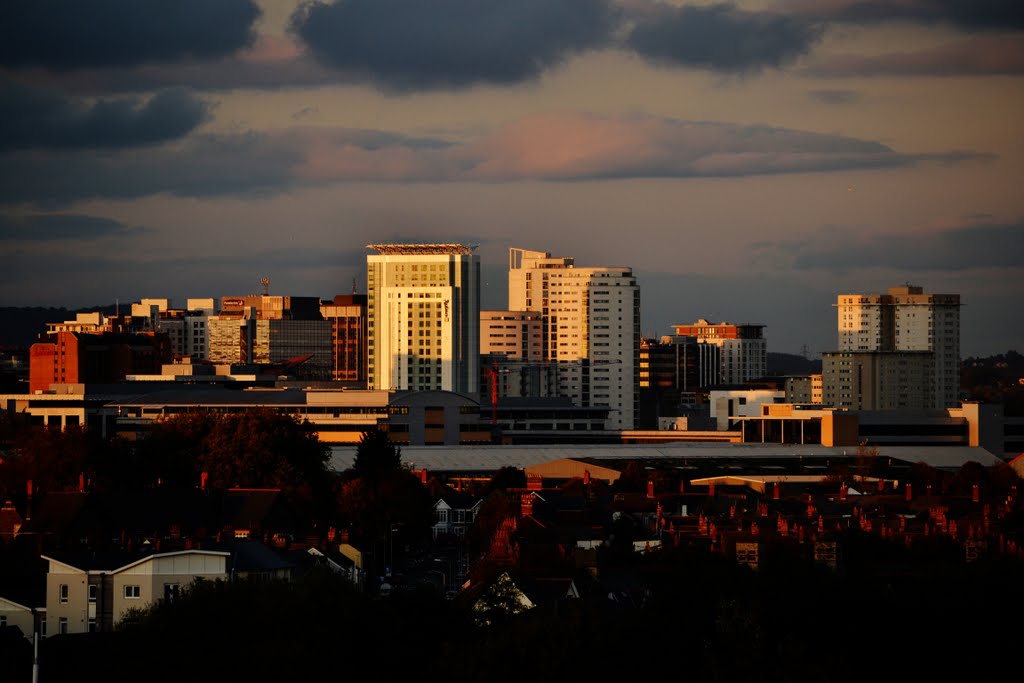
353, 428, 402, 480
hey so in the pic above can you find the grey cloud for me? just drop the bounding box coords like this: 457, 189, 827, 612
0, 127, 449, 206
804, 35, 1024, 76
626, 3, 824, 73
807, 89, 862, 104
0, 116, 993, 206
782, 0, 1024, 32
791, 221, 1024, 271
0, 81, 210, 150
289, 0, 616, 90
0, 213, 142, 241
0, 0, 261, 69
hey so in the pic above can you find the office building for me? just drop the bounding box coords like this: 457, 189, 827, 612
320, 295, 368, 383
671, 320, 767, 384
208, 295, 332, 380
638, 335, 721, 429
508, 248, 640, 430
367, 244, 480, 393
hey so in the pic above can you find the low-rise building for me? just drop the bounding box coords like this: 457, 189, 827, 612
41, 549, 229, 635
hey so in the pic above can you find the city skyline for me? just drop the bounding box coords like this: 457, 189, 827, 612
1, 1, 1022, 358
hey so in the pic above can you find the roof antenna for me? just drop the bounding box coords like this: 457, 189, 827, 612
352, 277, 357, 295
261, 277, 270, 296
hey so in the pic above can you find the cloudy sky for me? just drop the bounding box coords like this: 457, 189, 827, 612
1, 0, 1022, 357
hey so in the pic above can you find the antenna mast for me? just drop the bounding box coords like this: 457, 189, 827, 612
260, 277, 270, 296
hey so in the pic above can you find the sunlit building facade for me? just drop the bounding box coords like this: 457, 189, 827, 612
507, 248, 640, 430
367, 244, 480, 393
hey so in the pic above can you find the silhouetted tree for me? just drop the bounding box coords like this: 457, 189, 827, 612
352, 428, 402, 480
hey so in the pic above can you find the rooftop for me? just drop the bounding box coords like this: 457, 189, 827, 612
367, 243, 476, 255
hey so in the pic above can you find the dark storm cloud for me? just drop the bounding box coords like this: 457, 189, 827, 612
626, 3, 824, 73
0, 0, 261, 69
807, 89, 862, 104
791, 221, 1024, 270
781, 0, 1024, 32
0, 213, 141, 241
289, 0, 616, 90
0, 81, 210, 150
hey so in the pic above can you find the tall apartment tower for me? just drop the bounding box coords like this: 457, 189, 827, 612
367, 244, 480, 393
833, 285, 960, 409
508, 248, 640, 430
671, 320, 767, 384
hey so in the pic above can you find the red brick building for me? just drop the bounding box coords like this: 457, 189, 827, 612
30, 331, 172, 393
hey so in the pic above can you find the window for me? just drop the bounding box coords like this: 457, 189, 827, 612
88, 585, 97, 603
59, 617, 68, 635
124, 585, 141, 599
59, 584, 69, 604
164, 584, 180, 603
88, 618, 97, 633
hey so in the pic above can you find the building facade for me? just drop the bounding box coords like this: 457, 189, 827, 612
833, 285, 960, 409
367, 244, 480, 394
30, 331, 173, 393
320, 295, 368, 383
507, 248, 640, 430
207, 295, 332, 380
671, 320, 767, 384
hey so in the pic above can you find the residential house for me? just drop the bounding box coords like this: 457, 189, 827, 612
42, 548, 229, 635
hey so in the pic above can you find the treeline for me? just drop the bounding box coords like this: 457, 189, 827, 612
8, 534, 1021, 683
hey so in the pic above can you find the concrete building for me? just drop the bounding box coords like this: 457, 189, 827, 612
822, 350, 935, 411
709, 388, 785, 430
480, 310, 543, 361
785, 374, 823, 404
480, 310, 553, 402
42, 549, 228, 635
130, 298, 216, 360
508, 248, 640, 431
834, 285, 960, 408
672, 320, 767, 384
638, 335, 721, 429
738, 401, 1005, 454
367, 244, 480, 394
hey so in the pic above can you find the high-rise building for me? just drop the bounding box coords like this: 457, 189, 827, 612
367, 244, 480, 393
833, 285, 960, 409
671, 320, 767, 384
507, 248, 640, 430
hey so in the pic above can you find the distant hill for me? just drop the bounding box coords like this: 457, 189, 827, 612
0, 305, 119, 347
767, 352, 821, 376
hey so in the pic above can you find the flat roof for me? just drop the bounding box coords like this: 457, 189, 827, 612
367, 243, 476, 255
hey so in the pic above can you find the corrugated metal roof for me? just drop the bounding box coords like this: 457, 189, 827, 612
328, 442, 1003, 473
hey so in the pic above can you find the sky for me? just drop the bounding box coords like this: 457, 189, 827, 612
1, 0, 1022, 357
